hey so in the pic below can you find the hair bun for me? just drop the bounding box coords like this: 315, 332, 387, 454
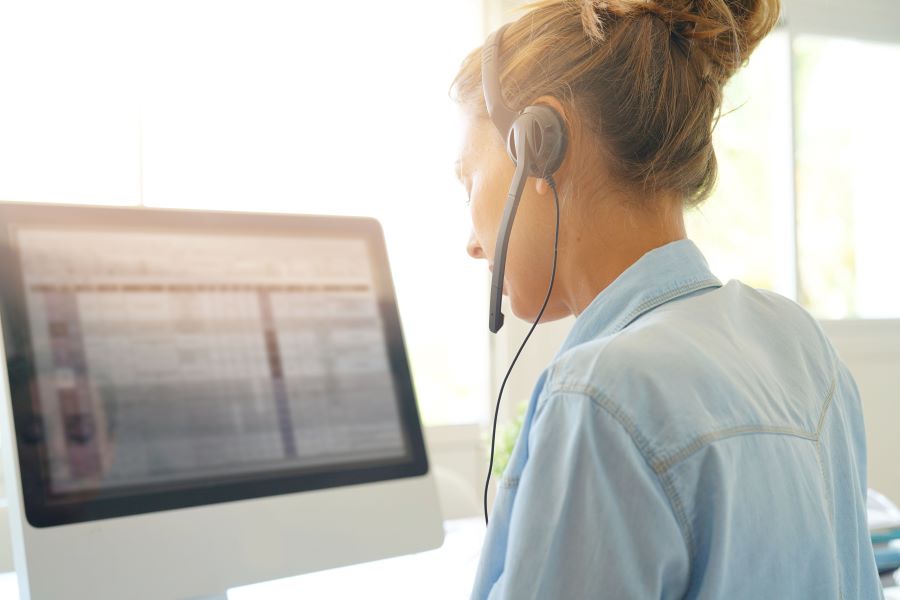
580, 0, 780, 83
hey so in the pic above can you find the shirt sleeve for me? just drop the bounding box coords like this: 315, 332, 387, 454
485, 389, 691, 600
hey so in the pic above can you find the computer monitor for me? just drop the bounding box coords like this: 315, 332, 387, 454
0, 202, 444, 600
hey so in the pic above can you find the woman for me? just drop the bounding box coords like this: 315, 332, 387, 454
451, 0, 881, 598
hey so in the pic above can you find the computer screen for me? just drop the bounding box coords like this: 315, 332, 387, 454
0, 204, 428, 527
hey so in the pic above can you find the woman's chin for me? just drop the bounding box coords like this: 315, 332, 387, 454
508, 292, 562, 324
507, 293, 533, 322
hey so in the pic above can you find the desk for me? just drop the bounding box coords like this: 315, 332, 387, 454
3, 525, 899, 599
0, 518, 484, 599
884, 570, 900, 599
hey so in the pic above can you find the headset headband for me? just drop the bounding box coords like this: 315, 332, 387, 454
481, 24, 518, 141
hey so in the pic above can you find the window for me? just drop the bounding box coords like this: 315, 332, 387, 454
0, 1, 490, 425
0, 1, 140, 205
688, 27, 900, 319
686, 31, 795, 298
794, 35, 900, 319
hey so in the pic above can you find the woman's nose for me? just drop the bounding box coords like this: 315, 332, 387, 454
466, 230, 486, 260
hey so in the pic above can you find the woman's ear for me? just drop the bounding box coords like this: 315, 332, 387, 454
533, 94, 569, 127
530, 94, 570, 198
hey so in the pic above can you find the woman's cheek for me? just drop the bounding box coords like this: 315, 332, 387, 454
469, 189, 496, 259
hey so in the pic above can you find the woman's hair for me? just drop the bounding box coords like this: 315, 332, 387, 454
451, 0, 780, 207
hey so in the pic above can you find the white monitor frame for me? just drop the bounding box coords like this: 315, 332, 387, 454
0, 202, 444, 599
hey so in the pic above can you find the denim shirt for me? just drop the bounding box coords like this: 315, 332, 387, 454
471, 239, 881, 599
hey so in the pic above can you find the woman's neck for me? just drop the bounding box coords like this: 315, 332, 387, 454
558, 196, 687, 317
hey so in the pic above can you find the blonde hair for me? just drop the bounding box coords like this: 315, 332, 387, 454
451, 0, 780, 207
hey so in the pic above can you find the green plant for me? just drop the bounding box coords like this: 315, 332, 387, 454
487, 400, 528, 478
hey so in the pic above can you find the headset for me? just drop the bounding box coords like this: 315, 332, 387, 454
482, 23, 568, 334
481, 23, 569, 525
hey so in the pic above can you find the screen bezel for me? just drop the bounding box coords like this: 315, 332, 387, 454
0, 201, 430, 528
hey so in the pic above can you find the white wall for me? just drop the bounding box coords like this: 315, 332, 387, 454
784, 0, 900, 45
821, 320, 900, 501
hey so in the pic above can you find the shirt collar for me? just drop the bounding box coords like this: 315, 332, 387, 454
556, 238, 721, 357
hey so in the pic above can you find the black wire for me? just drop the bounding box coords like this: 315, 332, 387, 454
484, 175, 560, 526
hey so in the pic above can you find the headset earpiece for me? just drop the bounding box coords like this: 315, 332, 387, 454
507, 105, 568, 178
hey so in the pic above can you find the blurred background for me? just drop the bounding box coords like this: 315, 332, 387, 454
0, 0, 898, 524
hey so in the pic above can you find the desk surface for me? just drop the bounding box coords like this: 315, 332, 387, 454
0, 518, 485, 599
6, 521, 895, 599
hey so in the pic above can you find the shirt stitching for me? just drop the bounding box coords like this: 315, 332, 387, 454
500, 476, 519, 489
816, 374, 838, 436
541, 371, 837, 566
814, 374, 842, 599
557, 389, 697, 565
547, 373, 838, 475
653, 426, 817, 473
609, 277, 722, 335
814, 438, 844, 600
656, 370, 838, 472
558, 276, 721, 356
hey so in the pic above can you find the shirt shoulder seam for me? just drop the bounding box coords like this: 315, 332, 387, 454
542, 387, 697, 564
609, 276, 722, 334
547, 363, 837, 474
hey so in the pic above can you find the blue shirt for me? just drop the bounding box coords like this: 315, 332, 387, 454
471, 239, 881, 599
